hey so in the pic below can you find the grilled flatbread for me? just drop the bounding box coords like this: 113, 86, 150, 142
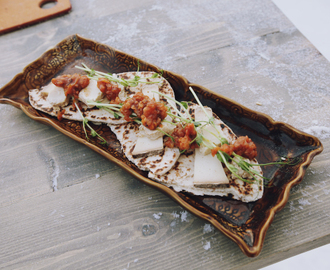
110, 103, 263, 202
148, 152, 263, 202
29, 70, 264, 202
145, 103, 264, 202
109, 122, 180, 175
29, 71, 174, 124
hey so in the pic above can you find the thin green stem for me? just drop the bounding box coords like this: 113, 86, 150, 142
76, 63, 161, 87
155, 91, 192, 121
75, 102, 107, 144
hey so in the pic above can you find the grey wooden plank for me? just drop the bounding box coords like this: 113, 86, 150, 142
0, 104, 122, 207
0, 157, 329, 270
0, 174, 234, 270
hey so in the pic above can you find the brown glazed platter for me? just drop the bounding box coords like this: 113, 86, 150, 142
0, 35, 323, 257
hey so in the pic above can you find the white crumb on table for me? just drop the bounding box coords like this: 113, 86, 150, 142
171, 211, 180, 218
203, 224, 214, 234
203, 241, 211, 250
180, 211, 188, 222
153, 212, 162, 219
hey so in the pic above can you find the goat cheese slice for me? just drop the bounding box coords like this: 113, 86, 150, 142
130, 84, 164, 158
194, 148, 229, 187
195, 106, 224, 155
78, 79, 104, 107
193, 106, 229, 186
131, 136, 164, 158
46, 83, 69, 107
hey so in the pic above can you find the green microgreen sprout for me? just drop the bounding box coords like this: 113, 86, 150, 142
86, 101, 124, 118
187, 86, 301, 187
156, 128, 175, 142
154, 91, 192, 122
189, 132, 203, 146
75, 63, 161, 88
75, 102, 107, 145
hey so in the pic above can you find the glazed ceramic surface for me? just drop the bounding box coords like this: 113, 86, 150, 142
0, 35, 322, 257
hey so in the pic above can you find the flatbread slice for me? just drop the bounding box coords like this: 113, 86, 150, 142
148, 152, 263, 202
29, 71, 174, 124
109, 122, 180, 175
147, 103, 264, 202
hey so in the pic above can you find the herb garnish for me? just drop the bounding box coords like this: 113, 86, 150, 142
75, 63, 161, 87
75, 102, 107, 145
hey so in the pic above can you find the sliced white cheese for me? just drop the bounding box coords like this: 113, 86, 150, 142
132, 136, 164, 158
78, 79, 104, 107
195, 106, 223, 155
138, 116, 175, 140
193, 147, 229, 187
45, 82, 69, 107
193, 106, 229, 186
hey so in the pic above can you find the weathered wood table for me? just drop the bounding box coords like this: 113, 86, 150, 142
1, 0, 330, 269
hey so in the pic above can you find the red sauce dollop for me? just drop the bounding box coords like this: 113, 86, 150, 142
164, 123, 199, 151
52, 74, 89, 100
97, 78, 121, 104
120, 92, 167, 130
211, 135, 257, 160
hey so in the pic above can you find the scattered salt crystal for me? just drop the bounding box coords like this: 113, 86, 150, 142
171, 211, 180, 218
153, 212, 162, 219
203, 241, 211, 250
180, 211, 188, 222
203, 224, 214, 234
95, 174, 100, 179
134, 259, 139, 263
148, 197, 152, 200
289, 201, 297, 212
170, 220, 176, 227
256, 102, 262, 106
298, 198, 311, 208
97, 226, 101, 232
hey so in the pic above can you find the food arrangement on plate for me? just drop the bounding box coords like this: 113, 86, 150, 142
28, 63, 297, 203
0, 35, 323, 257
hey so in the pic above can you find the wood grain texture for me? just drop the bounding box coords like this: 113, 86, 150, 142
0, 0, 330, 269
